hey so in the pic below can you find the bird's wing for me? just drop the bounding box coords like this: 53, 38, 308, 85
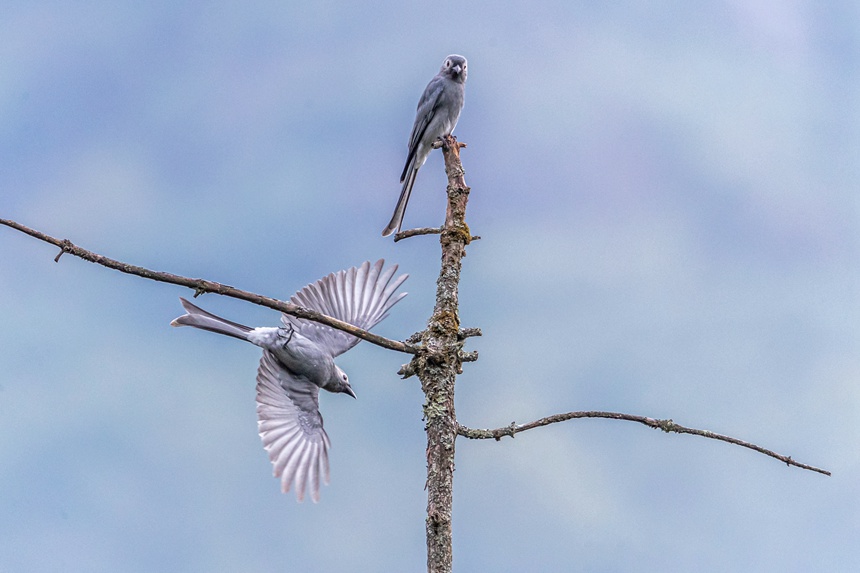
281, 260, 408, 357
256, 350, 330, 502
401, 77, 444, 182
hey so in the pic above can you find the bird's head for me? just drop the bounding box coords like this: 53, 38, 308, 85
441, 54, 468, 83
333, 365, 356, 399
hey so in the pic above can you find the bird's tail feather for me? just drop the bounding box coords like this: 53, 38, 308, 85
170, 297, 253, 341
382, 169, 417, 237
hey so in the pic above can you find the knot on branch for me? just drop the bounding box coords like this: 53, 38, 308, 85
54, 239, 73, 262
495, 422, 518, 440
401, 323, 479, 380
441, 223, 472, 246
398, 338, 450, 381
653, 418, 677, 433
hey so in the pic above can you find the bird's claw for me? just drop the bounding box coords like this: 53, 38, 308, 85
281, 323, 295, 348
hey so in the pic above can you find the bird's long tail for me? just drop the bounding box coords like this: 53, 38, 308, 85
171, 297, 253, 341
382, 167, 418, 237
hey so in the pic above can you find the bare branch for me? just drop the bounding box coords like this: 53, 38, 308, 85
414, 134, 476, 573
458, 327, 482, 339
394, 226, 480, 243
0, 218, 416, 355
394, 227, 442, 241
457, 411, 830, 476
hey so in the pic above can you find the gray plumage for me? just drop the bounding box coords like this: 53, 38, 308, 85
171, 260, 408, 502
382, 54, 468, 237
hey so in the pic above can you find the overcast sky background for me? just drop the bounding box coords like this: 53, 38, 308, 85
1, 2, 858, 571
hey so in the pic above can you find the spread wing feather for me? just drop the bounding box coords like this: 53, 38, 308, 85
281, 260, 408, 357
256, 350, 331, 503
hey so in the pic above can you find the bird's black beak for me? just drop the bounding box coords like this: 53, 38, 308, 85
344, 386, 357, 399
452, 65, 462, 75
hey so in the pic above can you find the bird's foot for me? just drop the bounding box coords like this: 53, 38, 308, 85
280, 323, 295, 348
435, 136, 451, 151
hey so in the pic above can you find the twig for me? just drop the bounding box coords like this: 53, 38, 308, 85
394, 227, 480, 243
457, 411, 830, 476
394, 227, 442, 242
458, 351, 479, 363
0, 218, 416, 355
458, 327, 482, 339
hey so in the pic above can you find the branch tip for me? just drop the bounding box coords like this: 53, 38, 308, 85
458, 327, 482, 339
398, 361, 417, 379
457, 411, 830, 476
459, 350, 479, 363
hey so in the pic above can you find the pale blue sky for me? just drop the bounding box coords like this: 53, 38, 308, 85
1, 2, 858, 571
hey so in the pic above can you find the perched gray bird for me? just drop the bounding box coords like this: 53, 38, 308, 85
382, 54, 468, 237
171, 260, 408, 502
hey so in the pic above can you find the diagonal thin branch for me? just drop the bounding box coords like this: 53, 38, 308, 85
0, 218, 415, 355
457, 411, 830, 476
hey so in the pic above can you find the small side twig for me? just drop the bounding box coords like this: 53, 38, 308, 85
394, 227, 480, 243
457, 411, 830, 476
394, 227, 443, 242
458, 327, 482, 339
1, 218, 416, 355
458, 351, 479, 363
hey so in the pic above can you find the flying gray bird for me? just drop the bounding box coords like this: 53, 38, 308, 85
171, 260, 408, 502
382, 54, 468, 237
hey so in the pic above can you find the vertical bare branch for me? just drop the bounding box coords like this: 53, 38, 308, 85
408, 136, 472, 573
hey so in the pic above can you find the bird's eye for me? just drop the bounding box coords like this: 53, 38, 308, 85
445, 60, 451, 67
342, 374, 348, 381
